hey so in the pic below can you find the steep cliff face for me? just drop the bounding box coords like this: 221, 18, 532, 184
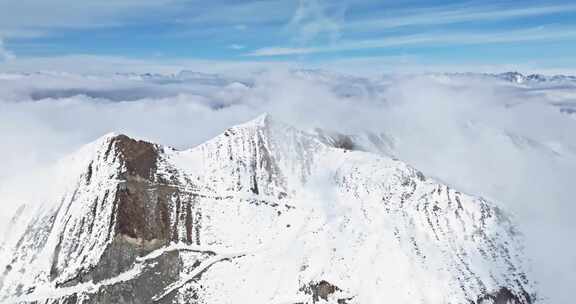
0, 115, 535, 304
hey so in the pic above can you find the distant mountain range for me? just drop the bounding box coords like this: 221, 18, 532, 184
440, 71, 576, 84
3, 70, 574, 86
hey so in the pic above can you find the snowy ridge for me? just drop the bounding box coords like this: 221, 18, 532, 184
0, 115, 534, 304
0, 133, 123, 296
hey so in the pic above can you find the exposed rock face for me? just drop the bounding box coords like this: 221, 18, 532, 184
0, 115, 535, 304
300, 281, 351, 304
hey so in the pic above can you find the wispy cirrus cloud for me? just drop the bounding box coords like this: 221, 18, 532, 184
228, 44, 246, 50
0, 38, 15, 61
0, 0, 173, 36
288, 0, 347, 44
234, 24, 247, 31
247, 47, 316, 56
175, 1, 294, 25
0, 54, 296, 75
346, 3, 576, 32
247, 26, 576, 56
0, 29, 47, 39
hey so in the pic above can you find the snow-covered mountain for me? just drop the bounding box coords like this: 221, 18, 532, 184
0, 115, 534, 304
441, 71, 576, 85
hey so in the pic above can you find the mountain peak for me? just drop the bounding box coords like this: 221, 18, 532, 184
236, 113, 273, 129
0, 117, 534, 304
106, 134, 159, 180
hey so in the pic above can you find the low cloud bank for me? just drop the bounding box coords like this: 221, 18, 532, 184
0, 69, 575, 303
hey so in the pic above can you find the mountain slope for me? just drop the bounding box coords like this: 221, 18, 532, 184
0, 115, 534, 304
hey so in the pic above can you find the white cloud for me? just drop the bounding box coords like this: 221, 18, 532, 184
178, 1, 294, 25
234, 24, 248, 31
0, 1, 290, 40
0, 0, 173, 36
0, 38, 15, 61
247, 46, 318, 56
2, 53, 574, 78
228, 44, 246, 50
288, 0, 347, 44
0, 29, 47, 39
248, 26, 576, 56
346, 3, 576, 32
0, 54, 296, 75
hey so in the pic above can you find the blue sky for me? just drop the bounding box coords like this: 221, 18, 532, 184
1, 0, 575, 73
